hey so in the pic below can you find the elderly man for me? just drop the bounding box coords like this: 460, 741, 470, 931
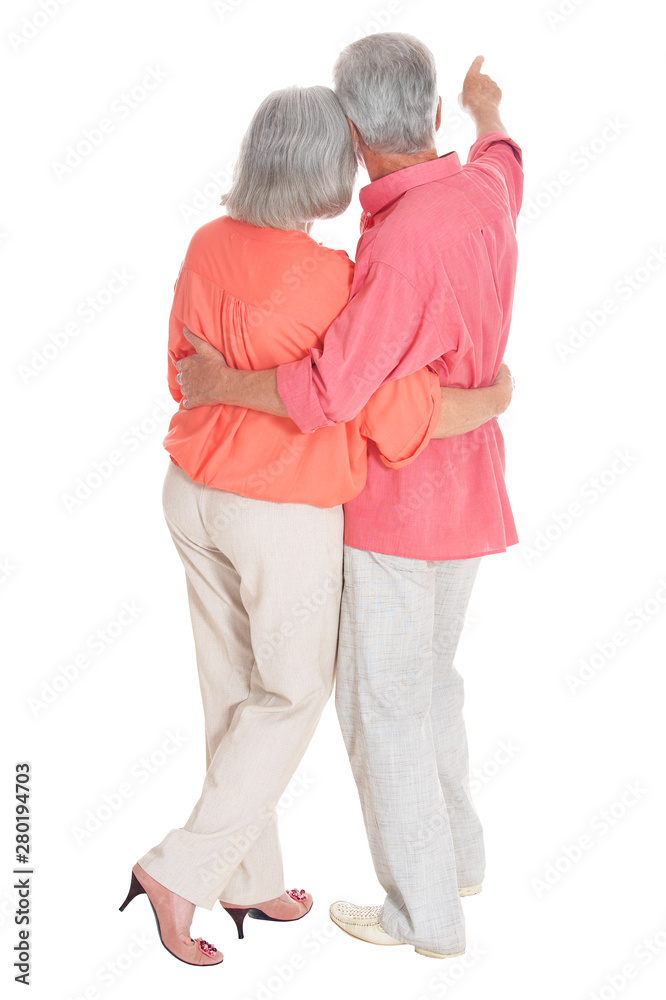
177, 34, 522, 959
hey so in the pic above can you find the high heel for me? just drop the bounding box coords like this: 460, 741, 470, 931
120, 864, 224, 966
119, 871, 146, 911
220, 889, 313, 938
223, 907, 250, 940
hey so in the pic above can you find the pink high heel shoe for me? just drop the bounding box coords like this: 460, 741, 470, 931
220, 889, 313, 939
120, 864, 223, 966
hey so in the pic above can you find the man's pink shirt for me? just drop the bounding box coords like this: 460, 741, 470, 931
277, 131, 524, 560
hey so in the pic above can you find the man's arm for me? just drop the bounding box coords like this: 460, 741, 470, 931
459, 55, 506, 138
176, 326, 513, 435
178, 256, 445, 430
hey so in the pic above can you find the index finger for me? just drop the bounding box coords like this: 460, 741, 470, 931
465, 55, 485, 78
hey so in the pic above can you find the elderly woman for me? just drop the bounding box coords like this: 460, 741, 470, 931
119, 85, 512, 966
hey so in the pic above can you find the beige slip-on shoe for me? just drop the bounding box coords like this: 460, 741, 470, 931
329, 902, 403, 947
329, 901, 465, 959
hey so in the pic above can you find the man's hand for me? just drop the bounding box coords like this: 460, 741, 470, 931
175, 325, 288, 417
176, 326, 232, 409
458, 55, 506, 138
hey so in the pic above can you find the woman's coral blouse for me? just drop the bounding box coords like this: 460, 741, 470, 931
163, 216, 441, 507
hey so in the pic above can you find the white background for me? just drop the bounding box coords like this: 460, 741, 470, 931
3, 0, 665, 998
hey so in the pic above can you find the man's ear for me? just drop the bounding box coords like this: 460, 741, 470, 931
346, 118, 367, 168
435, 96, 442, 133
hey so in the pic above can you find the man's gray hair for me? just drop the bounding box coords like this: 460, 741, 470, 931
333, 32, 438, 155
221, 86, 357, 231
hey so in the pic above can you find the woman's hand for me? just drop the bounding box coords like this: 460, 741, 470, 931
432, 362, 515, 439
492, 361, 514, 415
176, 326, 231, 408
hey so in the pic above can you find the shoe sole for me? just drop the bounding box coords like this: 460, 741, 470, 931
330, 915, 403, 947
248, 902, 313, 923
332, 916, 469, 958
415, 947, 466, 959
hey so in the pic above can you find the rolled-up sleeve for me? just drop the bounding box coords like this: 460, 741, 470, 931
468, 131, 523, 223
276, 262, 454, 433
359, 367, 442, 469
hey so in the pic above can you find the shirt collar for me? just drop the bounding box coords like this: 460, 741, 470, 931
359, 151, 462, 218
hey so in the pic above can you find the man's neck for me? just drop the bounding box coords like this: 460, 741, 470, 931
364, 147, 439, 182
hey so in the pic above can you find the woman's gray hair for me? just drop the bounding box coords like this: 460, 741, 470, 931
221, 86, 357, 231
333, 32, 438, 155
